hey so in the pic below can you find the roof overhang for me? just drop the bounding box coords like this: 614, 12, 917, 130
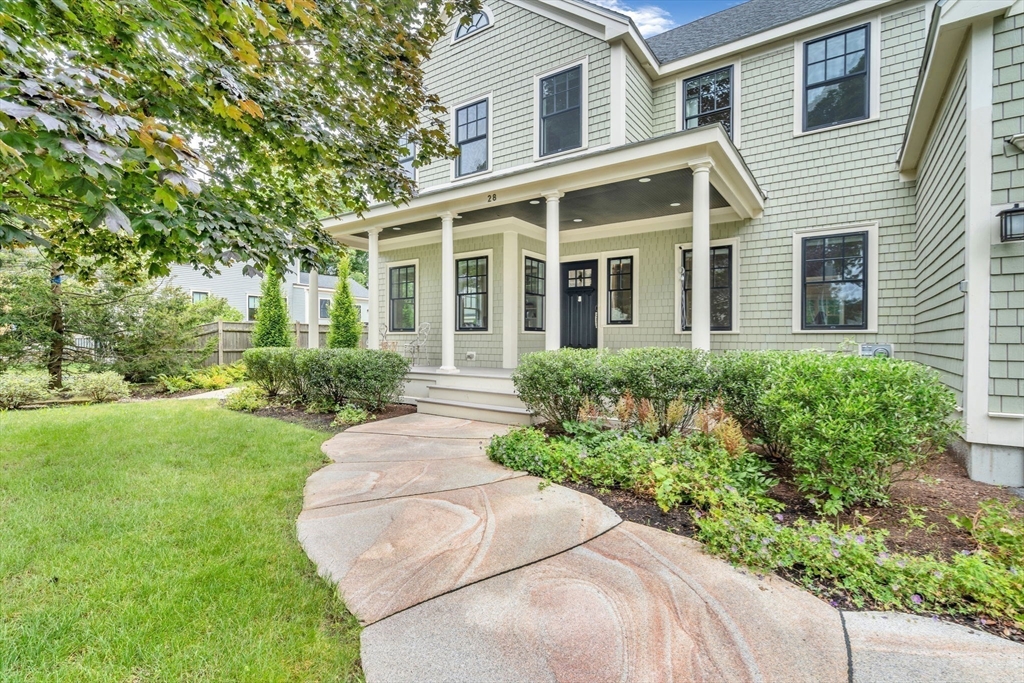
323, 125, 765, 247
898, 0, 1018, 176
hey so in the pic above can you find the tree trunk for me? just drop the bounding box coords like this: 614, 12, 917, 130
47, 263, 64, 390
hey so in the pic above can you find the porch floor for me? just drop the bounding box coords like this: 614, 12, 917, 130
409, 366, 514, 378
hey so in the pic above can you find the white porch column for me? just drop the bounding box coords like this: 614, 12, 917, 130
544, 192, 563, 351
306, 267, 319, 349
502, 230, 519, 368
690, 160, 713, 351
366, 228, 381, 350
439, 211, 458, 373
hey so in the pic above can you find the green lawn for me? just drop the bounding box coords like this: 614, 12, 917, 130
0, 400, 362, 682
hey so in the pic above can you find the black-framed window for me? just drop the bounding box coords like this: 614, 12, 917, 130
524, 256, 545, 331
540, 65, 583, 157
801, 232, 867, 330
803, 24, 869, 131
682, 245, 733, 331
607, 256, 633, 324
456, 256, 488, 331
683, 66, 732, 136
455, 100, 488, 177
389, 265, 416, 332
454, 10, 490, 41
192, 291, 209, 304
247, 295, 260, 322
319, 298, 330, 319
398, 135, 415, 180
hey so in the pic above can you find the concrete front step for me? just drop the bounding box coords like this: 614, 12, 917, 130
407, 371, 516, 393
427, 385, 527, 409
416, 397, 534, 425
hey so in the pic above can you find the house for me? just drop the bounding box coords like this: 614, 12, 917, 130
166, 262, 370, 326
323, 0, 1024, 485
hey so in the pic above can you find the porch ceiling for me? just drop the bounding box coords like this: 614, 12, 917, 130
378, 168, 731, 241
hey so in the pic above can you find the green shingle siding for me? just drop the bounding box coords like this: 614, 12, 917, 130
417, 0, 611, 190
914, 60, 967, 403
992, 14, 1024, 206
651, 82, 675, 136
989, 242, 1024, 413
518, 236, 547, 357
624, 51, 653, 143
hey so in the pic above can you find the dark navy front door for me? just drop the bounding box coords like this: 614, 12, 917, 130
561, 260, 598, 349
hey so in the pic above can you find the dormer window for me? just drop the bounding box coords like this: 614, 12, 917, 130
454, 9, 492, 42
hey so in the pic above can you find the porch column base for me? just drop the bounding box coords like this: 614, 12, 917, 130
436, 365, 460, 374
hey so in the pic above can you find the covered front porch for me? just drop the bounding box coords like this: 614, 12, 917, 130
324, 125, 764, 377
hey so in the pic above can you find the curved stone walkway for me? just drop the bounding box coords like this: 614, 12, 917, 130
298, 414, 1024, 683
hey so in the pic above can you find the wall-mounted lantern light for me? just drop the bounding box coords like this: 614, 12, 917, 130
998, 203, 1024, 242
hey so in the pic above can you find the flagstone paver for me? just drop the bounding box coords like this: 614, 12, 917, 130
304, 457, 524, 509
843, 611, 1024, 683
299, 414, 1024, 683
360, 521, 848, 683
298, 476, 620, 624
321, 431, 490, 462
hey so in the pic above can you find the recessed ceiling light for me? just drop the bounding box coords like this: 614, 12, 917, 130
573, 218, 583, 223
393, 227, 401, 230
529, 200, 540, 205
638, 177, 651, 183
670, 202, 681, 207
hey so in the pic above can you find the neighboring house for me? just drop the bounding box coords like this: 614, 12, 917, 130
166, 262, 370, 326
323, 0, 1024, 484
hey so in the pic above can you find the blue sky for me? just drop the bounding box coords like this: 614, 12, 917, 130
591, 0, 747, 37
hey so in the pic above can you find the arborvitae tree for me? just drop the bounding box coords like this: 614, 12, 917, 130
251, 266, 291, 348
327, 257, 363, 348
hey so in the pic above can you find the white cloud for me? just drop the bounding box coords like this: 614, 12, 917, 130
589, 0, 675, 37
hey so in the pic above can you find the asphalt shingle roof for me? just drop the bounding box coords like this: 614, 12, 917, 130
646, 0, 861, 64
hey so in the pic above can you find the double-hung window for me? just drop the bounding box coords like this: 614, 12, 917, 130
247, 295, 260, 322
803, 24, 869, 131
524, 256, 545, 331
389, 265, 416, 332
683, 66, 732, 136
456, 256, 488, 331
191, 291, 209, 304
319, 298, 330, 320
539, 65, 583, 157
801, 232, 867, 329
607, 256, 633, 324
681, 246, 733, 331
455, 100, 489, 177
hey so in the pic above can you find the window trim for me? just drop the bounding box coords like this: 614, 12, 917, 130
451, 94, 493, 181
246, 294, 261, 322
681, 65, 735, 139
451, 6, 494, 44
534, 57, 589, 161
606, 254, 635, 326
675, 59, 741, 147
387, 259, 419, 334
792, 15, 881, 137
190, 290, 209, 305
453, 249, 493, 335
791, 223, 878, 333
534, 58, 589, 160
674, 237, 741, 335
319, 297, 331, 321
521, 249, 546, 334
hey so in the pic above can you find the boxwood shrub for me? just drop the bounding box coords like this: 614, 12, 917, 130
242, 347, 295, 396
511, 349, 608, 427
605, 347, 716, 432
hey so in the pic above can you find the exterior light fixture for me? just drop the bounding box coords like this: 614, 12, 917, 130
670, 202, 681, 207
529, 200, 540, 205
393, 227, 401, 231
998, 203, 1024, 242
638, 177, 651, 183
573, 218, 583, 223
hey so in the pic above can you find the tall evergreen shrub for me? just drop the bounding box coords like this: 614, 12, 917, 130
326, 257, 363, 348
251, 265, 292, 348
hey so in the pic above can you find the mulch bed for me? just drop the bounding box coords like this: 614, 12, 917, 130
251, 402, 417, 433
566, 449, 1024, 642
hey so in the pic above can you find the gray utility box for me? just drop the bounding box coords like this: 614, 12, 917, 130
859, 343, 894, 358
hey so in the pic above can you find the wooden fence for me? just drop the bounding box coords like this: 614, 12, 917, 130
195, 321, 367, 366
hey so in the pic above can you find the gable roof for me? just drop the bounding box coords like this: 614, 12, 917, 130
646, 0, 860, 64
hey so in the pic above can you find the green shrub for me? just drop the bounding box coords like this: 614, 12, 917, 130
294, 348, 354, 405
512, 349, 608, 427
0, 370, 50, 408
242, 347, 296, 396
251, 266, 292, 348
157, 374, 193, 393
487, 426, 584, 483
606, 347, 715, 434
712, 350, 793, 432
223, 385, 268, 412
758, 352, 959, 513
68, 371, 131, 402
332, 403, 371, 427
343, 350, 410, 411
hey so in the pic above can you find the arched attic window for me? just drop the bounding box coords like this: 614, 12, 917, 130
453, 8, 493, 42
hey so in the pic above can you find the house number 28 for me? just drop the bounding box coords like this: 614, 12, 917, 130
486, 193, 497, 202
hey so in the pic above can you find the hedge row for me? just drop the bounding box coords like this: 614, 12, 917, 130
243, 347, 410, 411
512, 348, 959, 512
